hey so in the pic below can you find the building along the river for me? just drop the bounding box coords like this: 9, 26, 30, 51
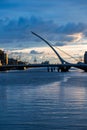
0, 50, 8, 65
84, 51, 87, 64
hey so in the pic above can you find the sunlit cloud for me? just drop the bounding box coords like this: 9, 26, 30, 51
8, 47, 59, 64
7, 44, 87, 64
67, 33, 84, 43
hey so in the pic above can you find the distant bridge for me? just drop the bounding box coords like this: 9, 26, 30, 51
0, 63, 87, 72
0, 32, 87, 72
31, 31, 71, 72
31, 32, 87, 72
31, 32, 70, 64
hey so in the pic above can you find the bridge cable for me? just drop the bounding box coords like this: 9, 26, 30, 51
53, 46, 79, 62
31, 31, 70, 64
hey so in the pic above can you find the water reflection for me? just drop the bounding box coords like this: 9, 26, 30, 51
0, 70, 87, 129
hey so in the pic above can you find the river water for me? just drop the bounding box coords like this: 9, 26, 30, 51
0, 68, 87, 130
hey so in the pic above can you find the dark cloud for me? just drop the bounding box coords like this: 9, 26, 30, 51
0, 16, 87, 47
55, 35, 76, 46
56, 23, 86, 35
30, 50, 44, 55
0, 16, 56, 44
1, 0, 87, 24
55, 42, 65, 46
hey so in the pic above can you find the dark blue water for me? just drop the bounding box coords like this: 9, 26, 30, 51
0, 69, 87, 130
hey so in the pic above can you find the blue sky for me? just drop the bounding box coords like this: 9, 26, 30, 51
1, 0, 87, 22
0, 0, 87, 63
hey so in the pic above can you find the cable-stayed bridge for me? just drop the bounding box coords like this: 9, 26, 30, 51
31, 32, 87, 72
0, 32, 87, 72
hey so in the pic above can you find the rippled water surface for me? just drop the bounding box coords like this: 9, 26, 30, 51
0, 69, 87, 130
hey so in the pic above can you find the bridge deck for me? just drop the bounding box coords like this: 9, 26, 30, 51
0, 63, 87, 71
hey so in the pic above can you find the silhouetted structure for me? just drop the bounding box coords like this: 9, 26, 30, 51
84, 51, 87, 64
8, 58, 26, 65
41, 61, 49, 64
8, 58, 18, 65
0, 50, 8, 65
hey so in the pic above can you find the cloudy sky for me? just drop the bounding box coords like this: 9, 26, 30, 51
0, 0, 87, 63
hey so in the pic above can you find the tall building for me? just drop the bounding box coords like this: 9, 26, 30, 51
0, 60, 2, 66
4, 53, 8, 65
0, 50, 8, 65
84, 51, 87, 64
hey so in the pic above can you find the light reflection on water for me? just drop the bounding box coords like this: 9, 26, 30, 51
0, 70, 87, 130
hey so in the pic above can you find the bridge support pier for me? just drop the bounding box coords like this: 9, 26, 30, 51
47, 67, 54, 72
58, 66, 70, 72
17, 66, 26, 70
47, 66, 70, 72
47, 67, 50, 72
84, 69, 87, 72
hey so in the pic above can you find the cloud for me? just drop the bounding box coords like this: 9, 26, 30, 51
55, 41, 66, 46
56, 23, 87, 35
0, 16, 87, 47
29, 50, 44, 55
1, 0, 87, 25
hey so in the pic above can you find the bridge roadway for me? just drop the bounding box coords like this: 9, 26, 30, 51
0, 63, 87, 72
